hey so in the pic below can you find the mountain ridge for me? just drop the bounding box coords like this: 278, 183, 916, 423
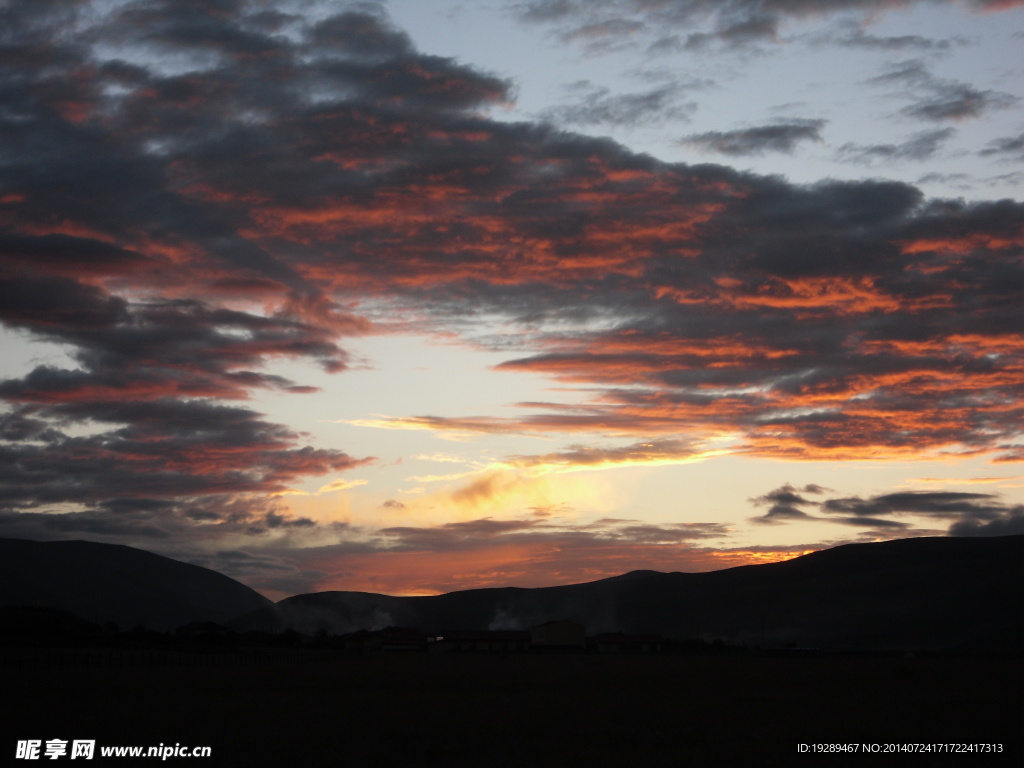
0, 537, 273, 631
1, 535, 1020, 650
231, 535, 1024, 650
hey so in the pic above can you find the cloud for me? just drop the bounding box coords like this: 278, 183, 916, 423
504, 438, 722, 472
829, 25, 962, 51
979, 133, 1024, 160
748, 484, 1024, 535
681, 120, 826, 156
948, 508, 1024, 536
316, 478, 368, 494
0, 398, 370, 513
867, 59, 1018, 122
903, 85, 1018, 122
511, 1, 1024, 54
1, 1, 1022, 567
749, 482, 830, 524
558, 18, 647, 54
836, 128, 955, 164
539, 81, 697, 128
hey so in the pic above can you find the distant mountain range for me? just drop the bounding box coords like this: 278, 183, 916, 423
231, 535, 1023, 651
1, 535, 1021, 650
0, 538, 272, 631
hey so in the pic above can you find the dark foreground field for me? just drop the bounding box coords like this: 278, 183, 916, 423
5, 652, 1021, 767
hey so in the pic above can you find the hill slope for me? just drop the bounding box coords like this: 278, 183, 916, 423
232, 535, 1023, 650
0, 538, 273, 631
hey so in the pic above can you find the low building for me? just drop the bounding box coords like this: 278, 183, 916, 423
530, 620, 586, 650
339, 626, 426, 652
428, 630, 530, 653
587, 632, 663, 654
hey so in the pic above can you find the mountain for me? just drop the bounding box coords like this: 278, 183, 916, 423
231, 535, 1023, 651
0, 538, 273, 631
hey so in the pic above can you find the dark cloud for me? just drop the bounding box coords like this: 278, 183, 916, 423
752, 483, 830, 507
682, 120, 826, 156
949, 508, 1024, 536
820, 491, 1014, 518
836, 128, 955, 163
749, 482, 827, 524
0, 398, 368, 514
306, 10, 414, 60
749, 485, 1024, 535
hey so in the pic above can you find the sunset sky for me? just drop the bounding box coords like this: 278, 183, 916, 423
1, 0, 1021, 600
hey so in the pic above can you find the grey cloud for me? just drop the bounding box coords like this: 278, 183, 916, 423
836, 128, 955, 163
507, 438, 703, 469
833, 516, 911, 528
609, 522, 731, 542
515, 0, 579, 23
682, 120, 826, 155
377, 515, 730, 552
561, 17, 646, 44
904, 85, 1018, 122
684, 14, 780, 50
867, 59, 1018, 122
512, 1, 1018, 54
866, 59, 933, 87
979, 132, 1024, 159
540, 82, 696, 128
831, 26, 961, 51
916, 171, 972, 188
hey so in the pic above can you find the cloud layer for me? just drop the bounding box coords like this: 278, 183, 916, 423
514, 0, 1023, 54
0, 1, 1020, 589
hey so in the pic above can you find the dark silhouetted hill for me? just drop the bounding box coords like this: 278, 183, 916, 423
0, 538, 273, 631
231, 535, 1023, 651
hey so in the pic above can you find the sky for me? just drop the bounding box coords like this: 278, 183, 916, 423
0, 0, 1021, 600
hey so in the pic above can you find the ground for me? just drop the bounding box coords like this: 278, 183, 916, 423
4, 651, 1021, 766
